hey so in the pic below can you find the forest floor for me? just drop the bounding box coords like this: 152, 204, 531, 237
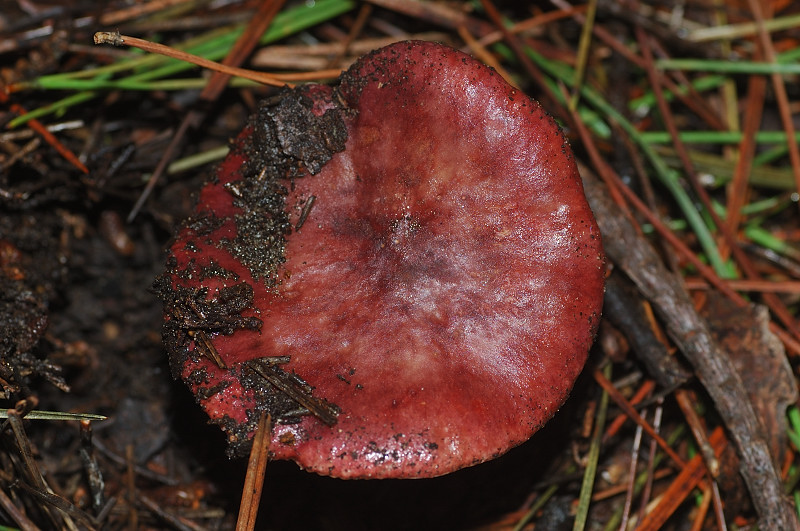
2, 0, 800, 529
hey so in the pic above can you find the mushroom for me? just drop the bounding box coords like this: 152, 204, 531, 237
157, 40, 605, 479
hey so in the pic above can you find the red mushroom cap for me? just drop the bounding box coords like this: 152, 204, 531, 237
158, 41, 604, 479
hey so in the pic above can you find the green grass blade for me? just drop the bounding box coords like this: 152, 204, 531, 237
639, 130, 800, 145
573, 365, 610, 531
656, 58, 800, 75
0, 409, 106, 421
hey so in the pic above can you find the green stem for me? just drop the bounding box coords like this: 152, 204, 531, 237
8, 91, 97, 128
0, 409, 106, 421
656, 58, 800, 75
573, 364, 611, 531
640, 130, 800, 145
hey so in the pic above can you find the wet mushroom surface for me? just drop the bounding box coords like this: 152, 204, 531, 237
158, 40, 605, 479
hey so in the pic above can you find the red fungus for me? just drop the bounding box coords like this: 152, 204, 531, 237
158, 41, 605, 479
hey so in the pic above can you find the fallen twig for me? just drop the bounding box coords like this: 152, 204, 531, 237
582, 165, 799, 530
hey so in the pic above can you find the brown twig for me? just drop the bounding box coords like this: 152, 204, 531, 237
603, 379, 655, 442
140, 495, 206, 531
0, 483, 40, 531
675, 390, 719, 477
0, 93, 89, 174
364, 0, 493, 37
638, 399, 664, 522
593, 370, 686, 469
745, 0, 800, 204
236, 413, 271, 531
326, 3, 373, 68
92, 32, 290, 88
99, 0, 194, 26
582, 166, 800, 530
603, 272, 691, 390
618, 420, 643, 530
636, 428, 726, 531
476, 5, 588, 48
685, 278, 800, 294
92, 33, 345, 84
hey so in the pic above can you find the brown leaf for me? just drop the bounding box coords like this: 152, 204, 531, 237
701, 292, 797, 469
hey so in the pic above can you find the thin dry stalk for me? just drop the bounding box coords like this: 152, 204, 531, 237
236, 413, 272, 531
